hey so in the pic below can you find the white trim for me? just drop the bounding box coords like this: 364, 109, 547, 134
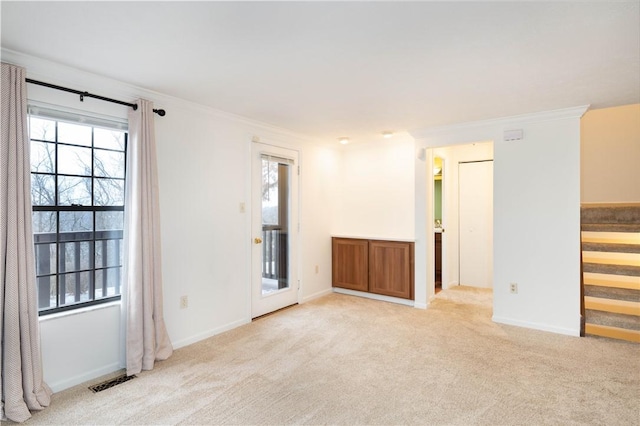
492, 315, 580, 337
171, 318, 250, 350
39, 301, 121, 323
301, 288, 333, 303
333, 288, 415, 307
411, 105, 590, 140
48, 362, 122, 393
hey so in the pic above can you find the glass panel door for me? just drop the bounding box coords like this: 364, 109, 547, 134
251, 143, 299, 318
261, 156, 290, 295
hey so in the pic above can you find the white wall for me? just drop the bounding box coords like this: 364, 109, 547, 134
581, 104, 640, 203
3, 49, 339, 391
413, 107, 587, 336
334, 133, 416, 240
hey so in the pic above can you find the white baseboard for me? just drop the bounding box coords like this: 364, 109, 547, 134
47, 362, 122, 393
414, 302, 428, 309
172, 318, 250, 350
301, 288, 333, 303
332, 288, 414, 307
492, 315, 580, 337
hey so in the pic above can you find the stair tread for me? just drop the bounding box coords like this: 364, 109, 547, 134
585, 323, 640, 343
584, 296, 640, 316
583, 272, 640, 290
581, 230, 640, 245
582, 251, 640, 267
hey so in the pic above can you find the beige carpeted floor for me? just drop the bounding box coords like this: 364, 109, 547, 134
20, 287, 640, 425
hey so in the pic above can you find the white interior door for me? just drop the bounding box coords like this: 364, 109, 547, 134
459, 160, 493, 288
251, 143, 299, 318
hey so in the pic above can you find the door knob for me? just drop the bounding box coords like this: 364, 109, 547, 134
254, 237, 263, 244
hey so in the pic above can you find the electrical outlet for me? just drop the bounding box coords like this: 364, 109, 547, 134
180, 295, 188, 309
509, 283, 518, 294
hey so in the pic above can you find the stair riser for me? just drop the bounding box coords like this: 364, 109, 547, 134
585, 309, 640, 331
584, 285, 640, 302
581, 205, 640, 225
583, 263, 640, 277
582, 243, 640, 254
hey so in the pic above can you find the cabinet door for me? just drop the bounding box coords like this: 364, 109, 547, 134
369, 240, 414, 300
332, 238, 369, 292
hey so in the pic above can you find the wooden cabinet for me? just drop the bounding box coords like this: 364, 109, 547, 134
332, 238, 369, 292
332, 237, 414, 300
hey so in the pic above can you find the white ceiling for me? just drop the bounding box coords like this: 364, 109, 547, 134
2, 2, 639, 143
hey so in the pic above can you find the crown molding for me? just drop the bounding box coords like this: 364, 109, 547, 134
1, 48, 318, 144
410, 105, 590, 140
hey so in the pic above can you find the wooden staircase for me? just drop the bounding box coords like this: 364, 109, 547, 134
581, 204, 640, 343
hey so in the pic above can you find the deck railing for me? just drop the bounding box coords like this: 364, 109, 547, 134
262, 226, 288, 288
34, 230, 123, 309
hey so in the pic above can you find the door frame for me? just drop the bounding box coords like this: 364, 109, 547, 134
250, 141, 300, 319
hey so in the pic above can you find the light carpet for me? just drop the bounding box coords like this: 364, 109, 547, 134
19, 287, 640, 425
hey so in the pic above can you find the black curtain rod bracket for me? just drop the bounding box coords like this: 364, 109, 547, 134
26, 78, 165, 117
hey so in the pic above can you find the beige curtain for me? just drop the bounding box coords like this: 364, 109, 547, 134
0, 63, 52, 422
124, 99, 173, 375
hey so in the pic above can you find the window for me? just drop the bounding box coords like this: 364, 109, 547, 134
29, 109, 127, 315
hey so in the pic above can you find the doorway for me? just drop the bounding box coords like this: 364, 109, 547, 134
433, 157, 444, 293
427, 142, 494, 299
251, 142, 299, 318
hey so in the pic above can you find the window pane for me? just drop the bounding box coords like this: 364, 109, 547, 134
60, 271, 92, 304
96, 211, 124, 231
94, 149, 125, 178
95, 267, 121, 298
59, 241, 92, 273
94, 128, 125, 150
35, 243, 56, 275
58, 144, 92, 176
58, 176, 92, 206
31, 174, 56, 206
36, 276, 57, 310
59, 211, 93, 233
31, 141, 55, 173
94, 178, 124, 206
96, 239, 122, 268
58, 122, 91, 147
29, 117, 55, 142
32, 211, 57, 234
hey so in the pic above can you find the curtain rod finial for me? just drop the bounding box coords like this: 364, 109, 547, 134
154, 109, 166, 117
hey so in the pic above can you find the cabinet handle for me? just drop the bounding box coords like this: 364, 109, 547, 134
254, 237, 263, 244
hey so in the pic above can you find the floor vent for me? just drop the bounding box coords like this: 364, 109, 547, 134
89, 374, 136, 393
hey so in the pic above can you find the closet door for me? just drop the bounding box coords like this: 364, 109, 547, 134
459, 161, 493, 288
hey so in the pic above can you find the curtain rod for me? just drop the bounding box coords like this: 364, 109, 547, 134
25, 78, 166, 117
